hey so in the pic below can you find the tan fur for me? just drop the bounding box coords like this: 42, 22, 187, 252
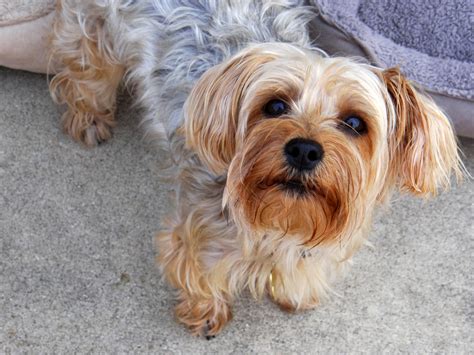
157, 44, 462, 336
381, 68, 463, 196
49, 1, 124, 146
48, 2, 462, 336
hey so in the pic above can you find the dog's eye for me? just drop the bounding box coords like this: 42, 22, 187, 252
342, 116, 367, 135
263, 99, 288, 117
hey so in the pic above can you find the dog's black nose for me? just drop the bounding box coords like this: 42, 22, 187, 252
284, 138, 323, 171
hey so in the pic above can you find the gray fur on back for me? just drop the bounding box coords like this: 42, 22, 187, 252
117, 0, 315, 138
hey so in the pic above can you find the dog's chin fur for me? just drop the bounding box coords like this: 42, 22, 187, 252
50, 0, 463, 337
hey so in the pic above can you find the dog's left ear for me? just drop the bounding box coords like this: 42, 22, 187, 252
184, 48, 276, 175
381, 67, 462, 196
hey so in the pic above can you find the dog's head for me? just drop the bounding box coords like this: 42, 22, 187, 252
184, 43, 462, 246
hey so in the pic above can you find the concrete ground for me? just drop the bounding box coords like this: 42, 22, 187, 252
1, 66, 473, 353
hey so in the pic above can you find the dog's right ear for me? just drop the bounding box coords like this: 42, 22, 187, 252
381, 67, 463, 196
184, 48, 277, 175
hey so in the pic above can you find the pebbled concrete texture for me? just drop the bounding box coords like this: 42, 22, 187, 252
0, 66, 473, 353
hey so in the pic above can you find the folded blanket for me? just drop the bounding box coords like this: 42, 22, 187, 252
309, 0, 473, 137
0, 1, 54, 73
0, 0, 54, 26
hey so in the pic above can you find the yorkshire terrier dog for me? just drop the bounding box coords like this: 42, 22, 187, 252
49, 0, 462, 337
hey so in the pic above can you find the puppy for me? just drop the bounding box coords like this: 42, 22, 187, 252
49, 0, 462, 337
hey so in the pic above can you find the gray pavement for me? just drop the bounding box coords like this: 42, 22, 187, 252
1, 66, 473, 353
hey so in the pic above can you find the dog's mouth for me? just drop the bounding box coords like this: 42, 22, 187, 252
258, 177, 317, 197
280, 179, 306, 194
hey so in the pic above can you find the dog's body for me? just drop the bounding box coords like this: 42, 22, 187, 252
49, 0, 462, 337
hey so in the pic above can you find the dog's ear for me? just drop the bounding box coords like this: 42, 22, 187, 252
382, 67, 462, 196
184, 49, 275, 175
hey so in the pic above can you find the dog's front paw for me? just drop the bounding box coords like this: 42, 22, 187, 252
267, 268, 320, 313
204, 320, 216, 340
62, 110, 115, 146
82, 120, 113, 146
175, 295, 232, 338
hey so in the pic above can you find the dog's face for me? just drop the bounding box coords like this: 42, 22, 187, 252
185, 43, 460, 247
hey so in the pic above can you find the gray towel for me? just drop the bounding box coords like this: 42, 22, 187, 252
311, 0, 473, 100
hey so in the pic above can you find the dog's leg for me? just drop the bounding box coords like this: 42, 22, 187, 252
268, 257, 335, 313
49, 1, 124, 146
174, 290, 233, 339
157, 220, 233, 337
